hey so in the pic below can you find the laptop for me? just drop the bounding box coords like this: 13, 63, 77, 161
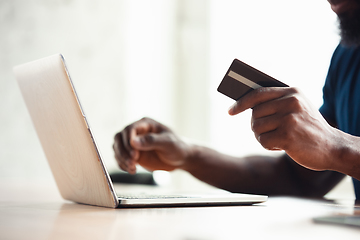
13, 54, 267, 208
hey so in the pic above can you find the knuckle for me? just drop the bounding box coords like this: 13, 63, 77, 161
251, 106, 263, 119
251, 119, 261, 133
287, 96, 302, 111
286, 86, 301, 95
291, 87, 301, 94
251, 88, 265, 100
257, 130, 288, 151
140, 117, 152, 123
257, 134, 272, 150
124, 124, 133, 133
114, 132, 122, 141
140, 117, 148, 122
277, 126, 294, 149
283, 113, 299, 127
143, 134, 155, 144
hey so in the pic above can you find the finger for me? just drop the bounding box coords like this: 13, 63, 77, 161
114, 147, 128, 172
122, 118, 164, 161
126, 162, 137, 175
113, 132, 138, 174
255, 112, 299, 151
251, 93, 297, 120
257, 130, 285, 151
130, 132, 172, 151
121, 127, 139, 160
133, 118, 161, 135
113, 138, 122, 163
113, 117, 164, 174
228, 87, 295, 116
114, 145, 137, 174
116, 119, 153, 161
119, 162, 127, 172
119, 161, 137, 175
114, 132, 132, 161
118, 119, 155, 159
113, 143, 128, 168
251, 100, 279, 120
251, 114, 280, 138
128, 121, 154, 159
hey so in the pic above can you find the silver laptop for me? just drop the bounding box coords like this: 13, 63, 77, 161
13, 54, 267, 208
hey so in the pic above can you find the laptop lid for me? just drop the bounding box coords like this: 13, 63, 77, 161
14, 54, 119, 208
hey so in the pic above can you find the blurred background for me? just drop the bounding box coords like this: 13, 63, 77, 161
0, 0, 353, 197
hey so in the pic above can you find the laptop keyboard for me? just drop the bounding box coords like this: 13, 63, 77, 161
117, 194, 194, 199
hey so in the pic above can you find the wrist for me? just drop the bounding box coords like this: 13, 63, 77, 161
179, 143, 202, 172
330, 129, 360, 179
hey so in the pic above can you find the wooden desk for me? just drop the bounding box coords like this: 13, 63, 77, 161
1, 180, 359, 240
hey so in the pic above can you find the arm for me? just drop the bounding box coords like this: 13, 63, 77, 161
182, 146, 344, 197
229, 86, 360, 182
113, 117, 344, 197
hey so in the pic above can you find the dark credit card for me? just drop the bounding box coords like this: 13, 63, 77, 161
217, 59, 288, 101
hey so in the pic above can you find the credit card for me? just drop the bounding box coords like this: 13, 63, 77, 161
217, 59, 288, 100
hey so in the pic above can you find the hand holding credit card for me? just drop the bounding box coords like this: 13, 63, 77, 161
217, 59, 288, 100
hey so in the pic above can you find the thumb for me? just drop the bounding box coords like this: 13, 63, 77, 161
130, 133, 169, 151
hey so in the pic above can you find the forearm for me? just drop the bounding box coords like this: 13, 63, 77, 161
181, 145, 344, 197
331, 130, 360, 181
